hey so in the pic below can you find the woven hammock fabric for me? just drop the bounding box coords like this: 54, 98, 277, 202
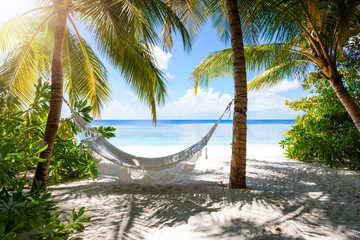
67, 100, 233, 184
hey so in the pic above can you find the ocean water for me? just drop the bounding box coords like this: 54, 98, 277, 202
91, 120, 295, 146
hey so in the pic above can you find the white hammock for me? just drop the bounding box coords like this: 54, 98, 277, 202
67, 100, 233, 184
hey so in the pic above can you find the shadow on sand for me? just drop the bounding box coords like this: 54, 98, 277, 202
48, 158, 360, 240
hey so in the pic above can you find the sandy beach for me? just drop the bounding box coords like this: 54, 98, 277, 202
48, 144, 360, 240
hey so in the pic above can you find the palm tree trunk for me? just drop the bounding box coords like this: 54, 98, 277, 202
329, 75, 360, 132
32, 10, 67, 189
225, 0, 247, 188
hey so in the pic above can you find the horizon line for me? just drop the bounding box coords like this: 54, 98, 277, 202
93, 119, 296, 121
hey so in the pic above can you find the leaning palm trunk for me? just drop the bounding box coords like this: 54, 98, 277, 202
225, 0, 247, 188
32, 10, 68, 188
327, 70, 360, 132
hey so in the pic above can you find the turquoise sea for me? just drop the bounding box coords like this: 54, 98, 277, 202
91, 120, 295, 146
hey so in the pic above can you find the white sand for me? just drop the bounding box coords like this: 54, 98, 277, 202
49, 144, 360, 240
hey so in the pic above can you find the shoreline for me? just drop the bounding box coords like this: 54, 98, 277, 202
48, 144, 360, 239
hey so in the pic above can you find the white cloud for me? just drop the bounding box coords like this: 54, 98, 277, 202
148, 44, 172, 70
100, 88, 232, 119
166, 87, 175, 96
267, 79, 300, 93
100, 88, 301, 120
165, 72, 176, 79
126, 91, 138, 102
247, 89, 301, 118
157, 88, 233, 118
248, 91, 289, 112
101, 100, 150, 119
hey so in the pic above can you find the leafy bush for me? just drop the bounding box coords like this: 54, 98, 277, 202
0, 94, 48, 185
0, 181, 90, 240
0, 79, 116, 185
280, 70, 360, 170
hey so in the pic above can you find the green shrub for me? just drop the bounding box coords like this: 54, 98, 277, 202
280, 70, 360, 170
0, 181, 90, 240
0, 79, 116, 185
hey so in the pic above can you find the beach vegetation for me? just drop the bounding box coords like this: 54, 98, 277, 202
0, 0, 193, 188
0, 80, 103, 239
0, 181, 91, 240
280, 40, 360, 170
0, 80, 116, 185
192, 0, 360, 135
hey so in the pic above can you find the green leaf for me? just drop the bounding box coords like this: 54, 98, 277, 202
35, 144, 48, 154
72, 209, 77, 222
45, 221, 57, 230
9, 117, 24, 122
78, 207, 85, 217
50, 212, 61, 222
78, 217, 91, 223
0, 217, 8, 236
10, 221, 25, 233
35, 157, 47, 162
40, 192, 51, 201
2, 232, 16, 240
0, 142, 14, 159
72, 223, 85, 232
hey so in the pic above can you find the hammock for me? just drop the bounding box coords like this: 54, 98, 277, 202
67, 99, 233, 184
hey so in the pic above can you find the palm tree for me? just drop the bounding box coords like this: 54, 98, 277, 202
187, 0, 258, 188
0, 0, 192, 187
192, 0, 360, 133
222, 0, 248, 188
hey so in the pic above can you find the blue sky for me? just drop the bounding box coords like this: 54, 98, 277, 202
1, 1, 309, 120
101, 22, 308, 120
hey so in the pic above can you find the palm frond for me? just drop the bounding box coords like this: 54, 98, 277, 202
0, 12, 55, 107
205, 0, 259, 45
238, 0, 260, 45
148, 0, 194, 52
0, 8, 53, 53
207, 0, 230, 44
253, 0, 307, 43
63, 19, 112, 118
34, 0, 52, 6
191, 48, 233, 92
248, 60, 311, 91
305, 0, 322, 27
0, 34, 53, 108
191, 43, 313, 92
163, 0, 208, 50
74, 0, 169, 121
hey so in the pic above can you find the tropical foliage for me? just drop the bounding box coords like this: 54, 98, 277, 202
0, 0, 193, 118
0, 0, 197, 187
0, 80, 110, 238
0, 80, 115, 186
0, 181, 91, 240
280, 39, 360, 170
192, 0, 360, 133
280, 70, 360, 170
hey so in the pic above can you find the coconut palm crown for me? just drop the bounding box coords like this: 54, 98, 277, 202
0, 0, 196, 187
192, 0, 360, 132
0, 0, 195, 119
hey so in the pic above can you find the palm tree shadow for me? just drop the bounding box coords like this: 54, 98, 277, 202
48, 159, 360, 240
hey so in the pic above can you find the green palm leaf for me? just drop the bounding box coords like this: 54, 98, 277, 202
191, 43, 313, 91
63, 23, 111, 118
